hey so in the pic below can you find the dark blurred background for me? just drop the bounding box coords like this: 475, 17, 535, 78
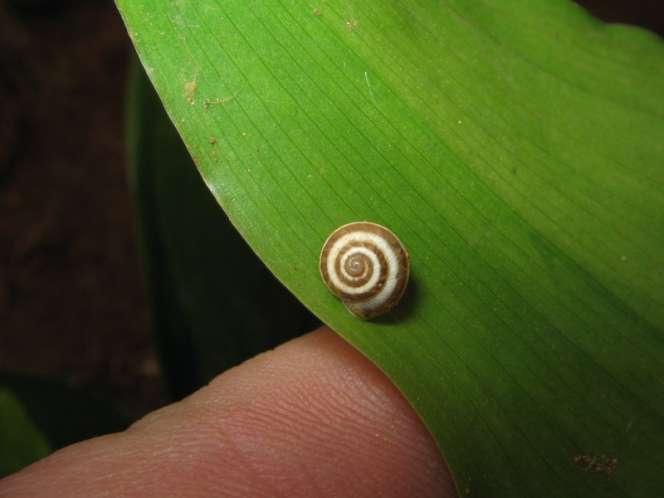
1, 0, 159, 417
0, 0, 663, 439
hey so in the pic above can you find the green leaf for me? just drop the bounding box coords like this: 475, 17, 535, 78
116, 1, 664, 496
126, 61, 318, 398
0, 374, 128, 477
0, 374, 128, 452
0, 387, 50, 477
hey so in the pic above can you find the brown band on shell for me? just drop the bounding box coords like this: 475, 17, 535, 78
333, 240, 388, 302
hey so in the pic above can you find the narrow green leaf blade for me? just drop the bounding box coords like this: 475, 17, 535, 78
0, 374, 128, 451
126, 62, 319, 397
116, 1, 664, 496
0, 388, 49, 477
0, 374, 128, 477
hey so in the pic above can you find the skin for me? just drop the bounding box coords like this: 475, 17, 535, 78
0, 327, 457, 498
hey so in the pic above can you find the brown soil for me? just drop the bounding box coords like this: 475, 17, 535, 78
0, 1, 163, 417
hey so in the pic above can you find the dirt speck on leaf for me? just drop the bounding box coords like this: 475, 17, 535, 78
573, 453, 618, 478
184, 79, 197, 104
204, 94, 237, 109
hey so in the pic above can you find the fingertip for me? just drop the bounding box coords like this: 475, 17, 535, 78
1, 327, 456, 498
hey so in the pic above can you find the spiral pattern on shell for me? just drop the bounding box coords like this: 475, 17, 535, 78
319, 222, 410, 319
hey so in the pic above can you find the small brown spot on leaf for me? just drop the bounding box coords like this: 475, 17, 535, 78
204, 93, 237, 109
573, 453, 618, 478
184, 80, 197, 105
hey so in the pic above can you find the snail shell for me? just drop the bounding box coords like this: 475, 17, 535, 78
319, 222, 410, 319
